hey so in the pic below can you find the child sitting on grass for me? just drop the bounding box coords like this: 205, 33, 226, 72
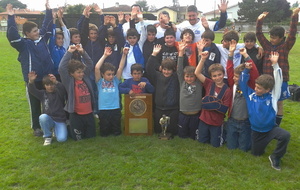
28, 72, 67, 146
195, 50, 232, 147
239, 51, 290, 171
95, 47, 127, 136
119, 63, 154, 96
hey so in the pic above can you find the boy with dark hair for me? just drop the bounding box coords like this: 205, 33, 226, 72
242, 32, 263, 75
197, 29, 221, 78
146, 44, 180, 136
177, 1, 228, 42
95, 47, 127, 136
6, 2, 53, 137
143, 25, 159, 76
239, 51, 290, 170
256, 8, 300, 126
119, 63, 154, 95
49, 8, 70, 81
28, 72, 67, 145
177, 43, 202, 139
226, 40, 259, 152
58, 44, 96, 140
195, 51, 232, 147
177, 29, 198, 67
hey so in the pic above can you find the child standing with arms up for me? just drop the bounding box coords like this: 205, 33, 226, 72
95, 47, 127, 136
195, 50, 232, 147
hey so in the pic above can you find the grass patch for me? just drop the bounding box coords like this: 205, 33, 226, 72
1, 33, 300, 189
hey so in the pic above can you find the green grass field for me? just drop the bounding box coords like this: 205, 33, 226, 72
0, 32, 300, 189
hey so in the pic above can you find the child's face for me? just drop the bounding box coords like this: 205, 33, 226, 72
202, 38, 212, 47
270, 35, 284, 46
26, 27, 40, 41
244, 39, 255, 49
164, 35, 175, 47
44, 84, 55, 93
182, 32, 193, 43
255, 83, 270, 96
55, 34, 64, 47
162, 68, 173, 78
210, 70, 224, 86
102, 70, 115, 82
71, 34, 81, 44
233, 73, 240, 85
222, 40, 230, 48
131, 70, 143, 81
89, 30, 98, 42
184, 73, 196, 84
127, 35, 138, 46
147, 32, 156, 42
108, 35, 116, 44
70, 69, 84, 81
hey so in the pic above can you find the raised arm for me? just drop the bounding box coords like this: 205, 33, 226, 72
57, 7, 70, 49
214, 0, 228, 31
226, 39, 237, 88
270, 52, 283, 111
256, 12, 269, 48
116, 47, 129, 80
177, 42, 187, 83
95, 47, 112, 82
286, 7, 300, 50
240, 48, 259, 89
195, 51, 209, 83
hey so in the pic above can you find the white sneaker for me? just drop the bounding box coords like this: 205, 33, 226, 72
43, 138, 52, 146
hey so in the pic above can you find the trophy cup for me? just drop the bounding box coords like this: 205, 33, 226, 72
158, 114, 172, 140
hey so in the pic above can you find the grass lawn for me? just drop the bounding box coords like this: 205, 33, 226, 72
0, 32, 300, 189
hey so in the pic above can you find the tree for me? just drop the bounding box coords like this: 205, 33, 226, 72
0, 0, 27, 9
238, 0, 292, 22
65, 4, 85, 14
135, 0, 148, 12
292, 1, 299, 8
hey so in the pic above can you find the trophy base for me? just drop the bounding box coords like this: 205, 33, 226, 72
158, 133, 173, 140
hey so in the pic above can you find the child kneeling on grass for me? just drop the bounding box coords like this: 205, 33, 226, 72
95, 47, 127, 137
239, 51, 290, 171
27, 72, 68, 146
195, 50, 232, 147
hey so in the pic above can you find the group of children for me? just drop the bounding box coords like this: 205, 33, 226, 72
6, 0, 300, 170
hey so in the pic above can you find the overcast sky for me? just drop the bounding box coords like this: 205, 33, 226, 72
19, 0, 297, 13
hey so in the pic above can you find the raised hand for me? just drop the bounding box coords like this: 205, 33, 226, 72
196, 39, 207, 53
152, 44, 162, 56
68, 45, 77, 53
270, 51, 279, 65
218, 0, 228, 13
245, 62, 253, 70
123, 47, 129, 55
93, 3, 103, 15
45, 0, 50, 10
76, 44, 84, 54
83, 5, 92, 18
28, 71, 37, 83
258, 12, 269, 20
200, 51, 209, 60
178, 41, 187, 56
48, 74, 57, 84
229, 39, 237, 53
201, 16, 209, 29
104, 47, 112, 56
6, 4, 14, 15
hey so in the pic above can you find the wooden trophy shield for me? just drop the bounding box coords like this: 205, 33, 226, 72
124, 94, 153, 136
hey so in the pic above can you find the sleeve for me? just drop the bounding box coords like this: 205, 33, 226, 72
177, 56, 184, 84
239, 68, 252, 100
245, 56, 259, 90
7, 15, 25, 52
272, 63, 283, 113
114, 26, 126, 50
80, 17, 90, 48
77, 15, 85, 33
256, 18, 269, 49
146, 55, 159, 86
58, 51, 73, 85
138, 21, 147, 50
144, 78, 155, 93
62, 25, 70, 50
286, 12, 299, 50
27, 82, 44, 101
119, 80, 131, 94
48, 24, 56, 54
213, 12, 227, 31
82, 51, 93, 75
40, 9, 53, 41
226, 56, 234, 88
56, 82, 67, 98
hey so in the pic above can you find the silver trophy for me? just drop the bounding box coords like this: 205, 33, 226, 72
159, 114, 172, 140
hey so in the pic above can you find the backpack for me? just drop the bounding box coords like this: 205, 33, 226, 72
288, 84, 300, 101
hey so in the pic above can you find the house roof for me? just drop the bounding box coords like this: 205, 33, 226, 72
102, 5, 131, 12
0, 9, 42, 15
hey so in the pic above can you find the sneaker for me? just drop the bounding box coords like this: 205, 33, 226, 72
43, 138, 52, 146
33, 129, 44, 137
269, 155, 281, 171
